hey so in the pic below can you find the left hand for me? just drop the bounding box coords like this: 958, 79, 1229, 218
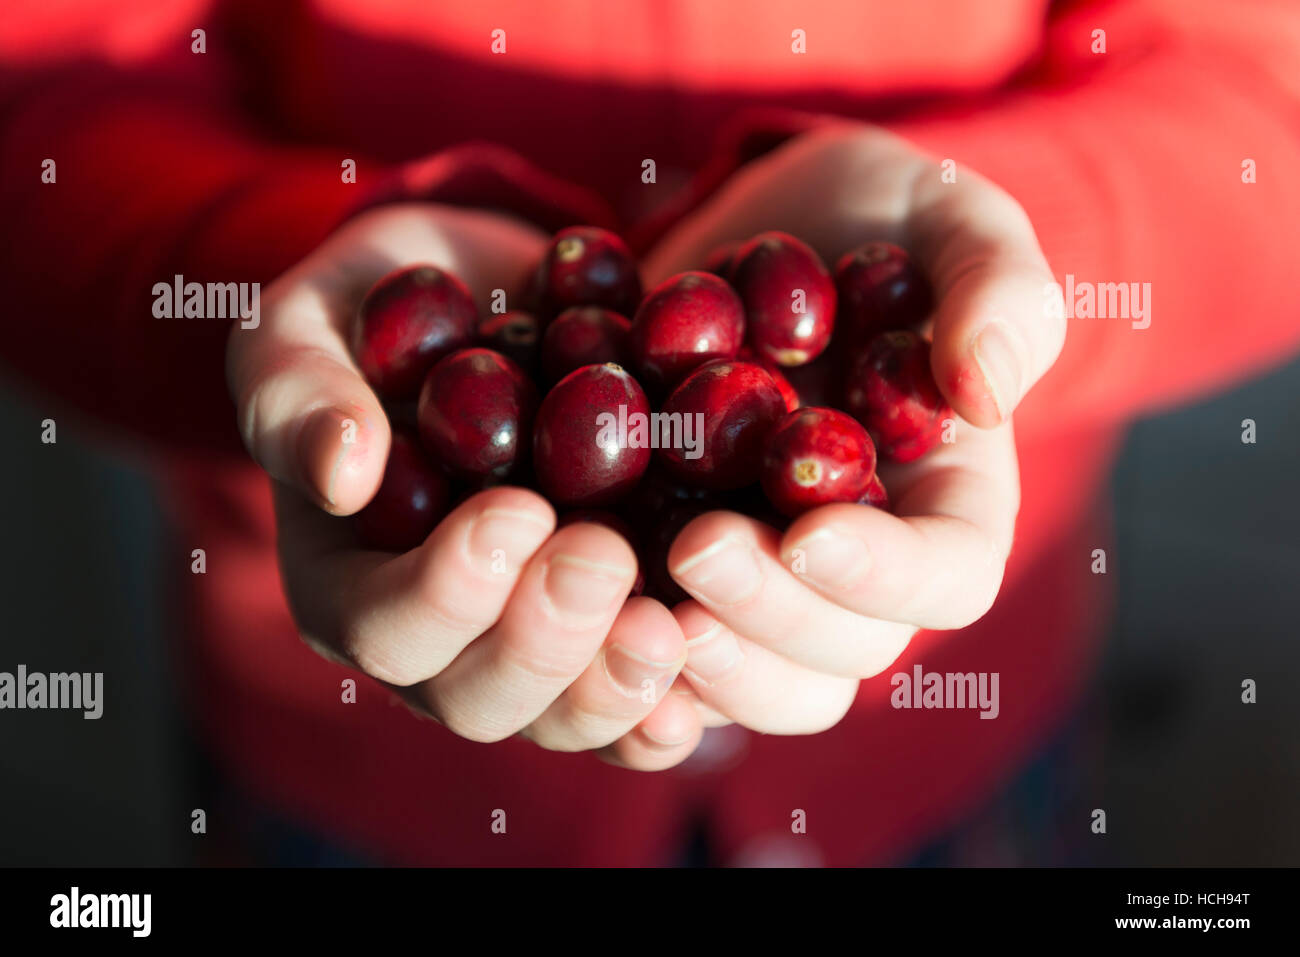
641, 123, 1066, 736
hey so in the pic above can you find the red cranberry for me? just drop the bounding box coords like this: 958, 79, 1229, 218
533, 363, 652, 507
531, 226, 642, 321
353, 432, 451, 551
476, 311, 541, 374
417, 348, 537, 480
541, 306, 632, 385
352, 265, 478, 399
739, 346, 800, 412
835, 242, 933, 348
702, 240, 742, 280
760, 408, 876, 518
730, 232, 836, 366
657, 359, 786, 490
858, 473, 890, 511
557, 510, 645, 596
630, 271, 745, 394
843, 331, 952, 463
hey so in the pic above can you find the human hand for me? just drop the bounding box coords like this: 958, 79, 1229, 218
226, 204, 704, 770
642, 124, 1065, 735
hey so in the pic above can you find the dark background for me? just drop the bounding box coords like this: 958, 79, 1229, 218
1, 355, 1297, 866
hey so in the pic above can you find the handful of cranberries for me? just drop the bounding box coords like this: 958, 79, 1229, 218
348, 228, 950, 602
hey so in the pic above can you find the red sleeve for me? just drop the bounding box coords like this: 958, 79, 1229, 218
0, 39, 609, 457
640, 0, 1300, 438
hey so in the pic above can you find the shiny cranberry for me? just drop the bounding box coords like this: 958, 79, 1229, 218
657, 359, 786, 490
843, 331, 952, 463
352, 265, 478, 398
630, 271, 745, 394
739, 346, 800, 412
835, 242, 933, 348
557, 510, 645, 596
533, 363, 652, 507
541, 306, 632, 385
760, 408, 876, 518
702, 240, 742, 280
858, 473, 890, 510
531, 226, 642, 321
476, 311, 541, 374
417, 348, 537, 480
730, 232, 836, 366
353, 432, 451, 551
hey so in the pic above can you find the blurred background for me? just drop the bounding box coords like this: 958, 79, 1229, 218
1, 352, 1297, 867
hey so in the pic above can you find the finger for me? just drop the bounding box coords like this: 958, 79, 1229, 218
228, 292, 390, 514
780, 419, 1018, 629
522, 598, 688, 752
672, 602, 859, 734
276, 484, 555, 685
668, 677, 734, 728
667, 512, 914, 678
227, 206, 549, 515
414, 522, 639, 742
596, 693, 705, 772
906, 170, 1066, 427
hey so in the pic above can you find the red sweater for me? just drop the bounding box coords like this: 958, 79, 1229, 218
3, 0, 1299, 865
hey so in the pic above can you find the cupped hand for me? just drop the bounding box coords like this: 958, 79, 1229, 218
642, 123, 1065, 735
226, 205, 702, 770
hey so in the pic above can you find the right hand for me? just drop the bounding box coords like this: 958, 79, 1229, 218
226, 204, 701, 770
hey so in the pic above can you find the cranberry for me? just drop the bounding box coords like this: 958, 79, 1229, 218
858, 473, 890, 510
739, 346, 800, 412
843, 331, 952, 463
730, 232, 836, 366
657, 359, 786, 490
533, 363, 652, 507
760, 408, 877, 518
476, 311, 541, 374
835, 242, 933, 348
353, 432, 451, 551
530, 226, 642, 321
541, 306, 632, 385
629, 271, 745, 393
352, 265, 478, 399
557, 510, 645, 596
702, 240, 742, 280
417, 348, 537, 480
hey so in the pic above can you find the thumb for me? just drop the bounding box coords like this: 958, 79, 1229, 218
226, 287, 389, 515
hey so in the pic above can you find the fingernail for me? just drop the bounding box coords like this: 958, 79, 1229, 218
468, 508, 552, 574
683, 621, 744, 685
604, 645, 682, 700
672, 538, 762, 605
973, 320, 1025, 421
297, 407, 357, 509
545, 554, 633, 621
787, 527, 871, 590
